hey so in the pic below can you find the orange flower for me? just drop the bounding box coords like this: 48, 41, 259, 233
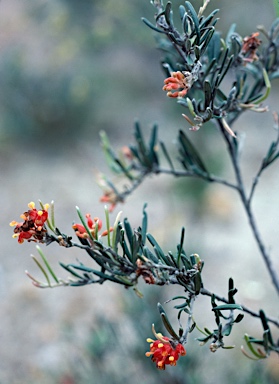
72, 213, 113, 239
72, 213, 102, 239
146, 333, 186, 370
163, 71, 193, 98
10, 202, 49, 244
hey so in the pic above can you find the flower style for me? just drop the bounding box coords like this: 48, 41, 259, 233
10, 202, 49, 244
163, 71, 193, 98
241, 32, 261, 63
146, 330, 186, 369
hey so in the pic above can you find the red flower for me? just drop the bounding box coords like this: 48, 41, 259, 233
146, 333, 186, 370
163, 71, 193, 98
72, 213, 112, 239
100, 191, 118, 212
72, 213, 102, 239
10, 202, 49, 244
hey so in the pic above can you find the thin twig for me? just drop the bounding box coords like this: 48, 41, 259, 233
248, 114, 279, 205
181, 295, 196, 343
248, 165, 264, 206
217, 119, 279, 296
156, 167, 238, 189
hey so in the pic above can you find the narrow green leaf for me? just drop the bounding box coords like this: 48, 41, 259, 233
160, 141, 175, 172
204, 80, 212, 109
111, 216, 121, 253
164, 2, 173, 27
243, 334, 266, 359
142, 246, 159, 263
121, 231, 132, 261
168, 295, 188, 301
102, 205, 111, 246
124, 218, 133, 249
218, 53, 233, 87
234, 313, 244, 323
141, 17, 165, 33
158, 303, 180, 340
60, 262, 83, 279
193, 272, 202, 295
147, 233, 168, 264
148, 124, 159, 166
185, 1, 200, 45
200, 9, 219, 29
253, 69, 271, 104
177, 227, 185, 267
181, 254, 192, 269
260, 310, 274, 345
141, 204, 148, 245
174, 302, 188, 310
36, 246, 59, 283
134, 121, 152, 168
178, 130, 208, 173
212, 304, 243, 311
76, 206, 94, 242
31, 255, 51, 286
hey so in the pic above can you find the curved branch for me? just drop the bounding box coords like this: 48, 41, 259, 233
217, 119, 279, 296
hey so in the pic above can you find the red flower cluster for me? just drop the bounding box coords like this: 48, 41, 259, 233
72, 213, 113, 239
146, 334, 186, 370
163, 71, 192, 98
10, 202, 49, 244
72, 214, 102, 239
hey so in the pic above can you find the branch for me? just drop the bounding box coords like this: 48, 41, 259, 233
156, 167, 238, 190
217, 119, 279, 296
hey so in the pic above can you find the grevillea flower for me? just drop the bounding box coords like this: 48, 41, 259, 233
146, 330, 186, 370
163, 71, 193, 98
72, 213, 102, 239
10, 202, 49, 244
72, 213, 113, 239
241, 32, 261, 63
100, 190, 118, 212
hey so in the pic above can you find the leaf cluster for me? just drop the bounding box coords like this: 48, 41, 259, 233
144, 1, 279, 126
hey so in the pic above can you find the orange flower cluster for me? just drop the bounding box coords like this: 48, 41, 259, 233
72, 214, 102, 239
10, 202, 49, 244
146, 335, 186, 369
163, 71, 192, 98
72, 213, 112, 239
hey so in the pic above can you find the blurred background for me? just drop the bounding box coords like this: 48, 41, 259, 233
1, 0, 279, 383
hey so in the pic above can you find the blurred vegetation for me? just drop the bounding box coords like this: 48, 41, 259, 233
0, 1, 274, 149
